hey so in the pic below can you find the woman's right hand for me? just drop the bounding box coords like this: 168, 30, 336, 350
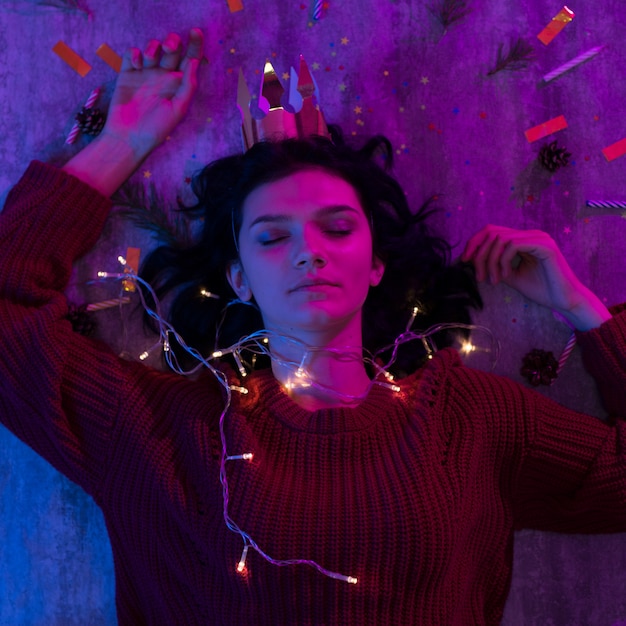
63, 29, 203, 196
104, 28, 204, 158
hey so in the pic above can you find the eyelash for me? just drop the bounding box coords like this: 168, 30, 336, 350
259, 228, 352, 246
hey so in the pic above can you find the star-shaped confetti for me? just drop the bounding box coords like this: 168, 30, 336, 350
338, 83, 347, 91
563, 226, 571, 234
354, 106, 362, 114
420, 76, 429, 84
312, 62, 321, 70
341, 37, 349, 45
143, 170, 152, 179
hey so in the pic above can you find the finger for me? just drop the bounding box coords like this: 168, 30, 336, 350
485, 232, 515, 285
187, 28, 204, 60
462, 227, 493, 281
121, 47, 143, 72
160, 33, 183, 70
180, 28, 205, 75
461, 225, 493, 263
143, 39, 162, 69
172, 57, 200, 119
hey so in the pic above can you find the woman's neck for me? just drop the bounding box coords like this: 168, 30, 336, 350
268, 325, 372, 411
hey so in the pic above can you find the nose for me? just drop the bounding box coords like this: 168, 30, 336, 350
293, 226, 327, 269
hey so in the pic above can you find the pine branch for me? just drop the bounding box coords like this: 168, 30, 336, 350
11, 0, 94, 16
112, 183, 193, 249
487, 37, 536, 76
428, 0, 472, 30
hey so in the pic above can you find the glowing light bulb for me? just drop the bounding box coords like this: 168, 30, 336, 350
199, 289, 219, 299
97, 271, 107, 278
460, 341, 475, 354
229, 385, 249, 394
212, 350, 224, 358
234, 352, 247, 377
118, 255, 127, 266
347, 576, 358, 585
226, 452, 254, 461
139, 351, 149, 361
390, 384, 401, 392
237, 545, 249, 574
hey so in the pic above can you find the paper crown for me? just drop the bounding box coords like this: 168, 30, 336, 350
237, 56, 330, 150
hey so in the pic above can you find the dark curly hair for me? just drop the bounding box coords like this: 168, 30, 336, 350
140, 127, 482, 376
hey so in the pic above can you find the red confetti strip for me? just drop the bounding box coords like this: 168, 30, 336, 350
602, 137, 626, 162
52, 41, 91, 77
537, 6, 575, 45
227, 0, 243, 11
96, 43, 122, 73
524, 115, 567, 143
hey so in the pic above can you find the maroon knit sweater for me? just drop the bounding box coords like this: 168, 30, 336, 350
2, 161, 626, 625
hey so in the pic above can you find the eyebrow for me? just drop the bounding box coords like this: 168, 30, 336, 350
248, 205, 361, 229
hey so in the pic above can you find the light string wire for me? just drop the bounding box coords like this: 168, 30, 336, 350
92, 262, 498, 585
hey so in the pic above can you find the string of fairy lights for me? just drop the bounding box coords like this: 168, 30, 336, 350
92, 256, 499, 585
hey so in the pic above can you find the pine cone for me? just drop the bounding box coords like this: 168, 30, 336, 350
538, 141, 571, 173
75, 106, 106, 136
66, 303, 97, 337
520, 348, 558, 386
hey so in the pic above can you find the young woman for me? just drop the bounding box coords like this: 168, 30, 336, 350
1, 29, 624, 625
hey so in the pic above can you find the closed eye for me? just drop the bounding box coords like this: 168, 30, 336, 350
259, 234, 289, 246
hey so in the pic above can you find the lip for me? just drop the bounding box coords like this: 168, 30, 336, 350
289, 278, 339, 292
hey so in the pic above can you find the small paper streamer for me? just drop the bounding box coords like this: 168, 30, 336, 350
53, 41, 92, 77
96, 43, 122, 73
227, 0, 243, 11
602, 137, 626, 162
542, 46, 604, 83
555, 332, 576, 378
312, 0, 323, 20
524, 115, 568, 143
86, 296, 131, 312
537, 6, 575, 46
66, 87, 101, 145
122, 247, 141, 292
586, 200, 626, 209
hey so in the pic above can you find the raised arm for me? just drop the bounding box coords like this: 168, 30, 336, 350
63, 28, 203, 196
0, 29, 203, 495
462, 225, 611, 331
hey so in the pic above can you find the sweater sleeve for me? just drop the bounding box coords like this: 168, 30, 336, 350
511, 308, 626, 533
0, 161, 125, 499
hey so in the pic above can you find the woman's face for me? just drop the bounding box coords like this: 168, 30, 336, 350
227, 168, 384, 338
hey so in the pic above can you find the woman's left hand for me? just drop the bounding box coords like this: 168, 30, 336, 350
462, 225, 611, 330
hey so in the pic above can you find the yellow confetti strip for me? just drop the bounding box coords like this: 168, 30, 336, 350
122, 247, 141, 292
52, 41, 91, 77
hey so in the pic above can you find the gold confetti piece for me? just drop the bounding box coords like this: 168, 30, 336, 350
52, 41, 91, 77
122, 247, 141, 292
537, 6, 575, 45
96, 43, 122, 73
